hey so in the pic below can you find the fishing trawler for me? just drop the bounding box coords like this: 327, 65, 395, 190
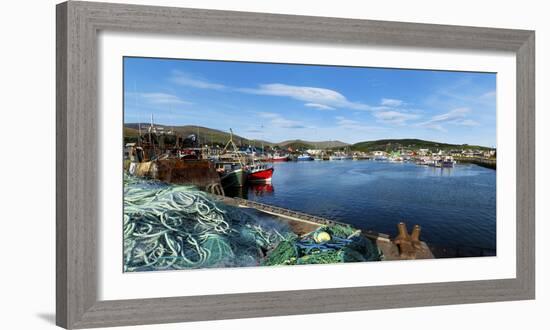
216, 162, 247, 188
246, 163, 274, 183
271, 153, 289, 162
216, 129, 248, 188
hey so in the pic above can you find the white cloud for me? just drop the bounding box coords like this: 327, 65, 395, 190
129, 92, 189, 105
429, 81, 497, 108
335, 116, 360, 126
480, 90, 496, 99
454, 119, 480, 127
241, 83, 371, 110
380, 98, 404, 107
170, 70, 226, 90
417, 107, 479, 130
257, 112, 306, 129
428, 107, 470, 123
335, 116, 384, 131
373, 110, 420, 125
422, 124, 446, 132
304, 103, 335, 110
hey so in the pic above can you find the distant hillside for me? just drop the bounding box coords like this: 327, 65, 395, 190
278, 139, 349, 149
123, 125, 491, 151
352, 139, 493, 152
124, 123, 270, 147
124, 124, 348, 149
123, 127, 139, 137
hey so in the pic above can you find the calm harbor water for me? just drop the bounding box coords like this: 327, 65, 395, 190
238, 160, 496, 252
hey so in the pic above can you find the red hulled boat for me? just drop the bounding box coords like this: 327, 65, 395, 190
271, 153, 289, 162
246, 163, 274, 182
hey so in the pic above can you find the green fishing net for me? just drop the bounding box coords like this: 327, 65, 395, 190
124, 174, 380, 272
263, 224, 381, 266
123, 174, 289, 271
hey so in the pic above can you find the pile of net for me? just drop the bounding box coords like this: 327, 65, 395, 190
124, 174, 292, 271
263, 224, 381, 265
124, 174, 380, 272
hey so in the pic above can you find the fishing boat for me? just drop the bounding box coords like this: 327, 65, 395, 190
216, 162, 247, 188
389, 156, 404, 162
416, 157, 432, 166
272, 153, 289, 162
216, 128, 249, 188
246, 163, 274, 183
440, 156, 456, 168
352, 154, 370, 160
297, 154, 314, 161
329, 152, 352, 161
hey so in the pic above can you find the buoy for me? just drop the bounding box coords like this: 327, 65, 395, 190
314, 231, 331, 243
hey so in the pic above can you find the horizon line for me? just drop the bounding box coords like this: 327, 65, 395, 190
124, 122, 495, 149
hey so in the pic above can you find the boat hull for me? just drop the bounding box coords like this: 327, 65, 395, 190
248, 167, 274, 182
220, 169, 247, 188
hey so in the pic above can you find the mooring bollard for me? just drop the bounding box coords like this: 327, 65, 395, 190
395, 222, 411, 242
394, 222, 423, 259
411, 224, 421, 247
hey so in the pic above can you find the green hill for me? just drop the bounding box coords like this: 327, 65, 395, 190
278, 139, 349, 149
123, 127, 140, 137
352, 139, 492, 152
124, 124, 349, 149
124, 125, 491, 152
124, 123, 269, 147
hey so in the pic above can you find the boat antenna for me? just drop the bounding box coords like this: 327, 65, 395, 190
132, 80, 142, 147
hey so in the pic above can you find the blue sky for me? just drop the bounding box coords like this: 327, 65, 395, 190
124, 57, 496, 147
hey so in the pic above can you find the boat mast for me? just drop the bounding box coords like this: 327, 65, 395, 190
261, 124, 264, 156
149, 113, 156, 157
133, 81, 142, 147
222, 128, 237, 153
197, 126, 200, 147
222, 128, 245, 166
138, 123, 142, 147
169, 105, 174, 135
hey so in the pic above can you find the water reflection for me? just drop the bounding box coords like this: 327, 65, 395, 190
250, 183, 274, 196
223, 186, 247, 199
224, 183, 274, 199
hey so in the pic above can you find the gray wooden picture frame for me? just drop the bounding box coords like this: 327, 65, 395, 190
56, 1, 535, 328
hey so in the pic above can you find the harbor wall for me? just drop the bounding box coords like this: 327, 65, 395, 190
455, 156, 496, 170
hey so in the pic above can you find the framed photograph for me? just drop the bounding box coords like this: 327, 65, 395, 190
56, 1, 535, 328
